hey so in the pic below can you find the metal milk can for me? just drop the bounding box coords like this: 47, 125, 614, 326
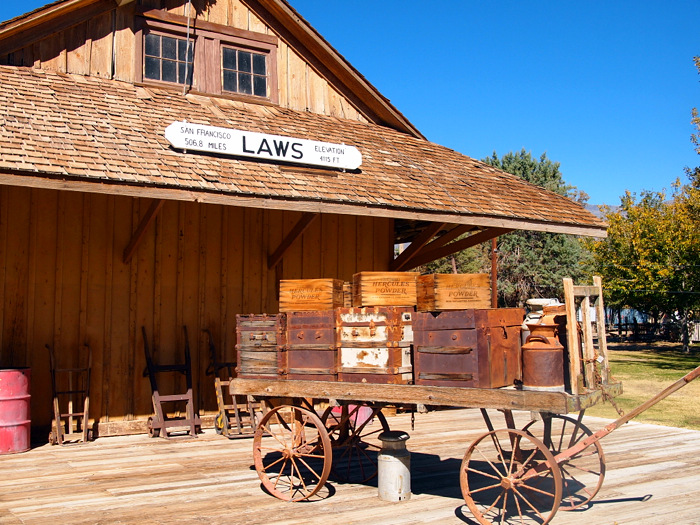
521, 323, 565, 392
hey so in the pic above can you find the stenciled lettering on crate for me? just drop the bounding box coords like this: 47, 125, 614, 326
417, 273, 491, 311
279, 279, 344, 312
352, 271, 418, 308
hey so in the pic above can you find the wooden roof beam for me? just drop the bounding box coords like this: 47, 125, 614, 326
267, 212, 319, 269
122, 199, 164, 264
391, 222, 446, 271
392, 224, 475, 271
403, 227, 512, 270
422, 224, 477, 252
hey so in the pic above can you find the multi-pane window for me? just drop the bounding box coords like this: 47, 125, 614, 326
222, 47, 267, 98
138, 15, 277, 102
144, 33, 193, 85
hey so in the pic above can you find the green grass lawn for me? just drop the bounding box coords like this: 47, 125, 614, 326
585, 341, 700, 430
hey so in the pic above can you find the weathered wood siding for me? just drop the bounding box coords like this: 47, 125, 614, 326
0, 0, 368, 122
0, 185, 393, 430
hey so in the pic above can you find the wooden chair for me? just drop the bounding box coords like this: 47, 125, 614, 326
142, 326, 201, 438
563, 276, 611, 395
47, 344, 92, 445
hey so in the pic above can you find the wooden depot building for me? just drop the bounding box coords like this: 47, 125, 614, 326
0, 0, 606, 437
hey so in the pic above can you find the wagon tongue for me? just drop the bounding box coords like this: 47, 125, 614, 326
556, 364, 700, 466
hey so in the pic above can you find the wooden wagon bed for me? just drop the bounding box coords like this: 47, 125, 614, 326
230, 377, 624, 414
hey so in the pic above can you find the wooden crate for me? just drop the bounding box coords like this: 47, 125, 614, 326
417, 273, 491, 311
413, 308, 524, 388
279, 279, 344, 312
235, 314, 287, 379
352, 271, 418, 307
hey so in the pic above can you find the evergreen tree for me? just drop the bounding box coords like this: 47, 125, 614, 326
483, 150, 592, 307
422, 149, 592, 307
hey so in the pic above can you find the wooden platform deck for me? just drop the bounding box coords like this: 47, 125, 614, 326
1, 408, 699, 525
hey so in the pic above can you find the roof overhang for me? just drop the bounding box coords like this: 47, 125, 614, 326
0, 169, 607, 238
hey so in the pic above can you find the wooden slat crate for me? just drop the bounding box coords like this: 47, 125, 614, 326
278, 279, 345, 312
413, 308, 524, 388
235, 314, 287, 379
417, 273, 491, 311
286, 310, 337, 381
336, 306, 414, 384
352, 271, 418, 307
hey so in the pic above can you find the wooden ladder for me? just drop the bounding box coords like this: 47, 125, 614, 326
563, 276, 611, 395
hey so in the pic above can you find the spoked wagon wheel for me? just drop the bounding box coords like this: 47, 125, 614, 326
460, 428, 563, 525
523, 414, 605, 510
253, 405, 332, 501
321, 403, 389, 483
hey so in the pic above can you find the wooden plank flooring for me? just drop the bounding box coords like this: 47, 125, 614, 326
1, 409, 699, 525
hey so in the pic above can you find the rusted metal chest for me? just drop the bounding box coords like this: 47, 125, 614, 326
413, 308, 524, 388
286, 310, 337, 381
335, 306, 414, 384
236, 314, 287, 379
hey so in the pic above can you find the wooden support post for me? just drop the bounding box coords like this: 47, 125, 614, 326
490, 237, 498, 308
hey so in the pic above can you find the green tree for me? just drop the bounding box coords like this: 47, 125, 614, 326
483, 150, 592, 307
423, 150, 592, 306
588, 183, 700, 350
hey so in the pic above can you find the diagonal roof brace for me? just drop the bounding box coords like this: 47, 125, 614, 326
123, 199, 164, 264
267, 212, 319, 269
391, 222, 447, 271
402, 227, 512, 270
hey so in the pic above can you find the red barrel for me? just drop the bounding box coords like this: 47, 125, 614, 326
0, 368, 31, 454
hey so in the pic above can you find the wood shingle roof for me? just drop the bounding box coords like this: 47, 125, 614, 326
0, 65, 606, 236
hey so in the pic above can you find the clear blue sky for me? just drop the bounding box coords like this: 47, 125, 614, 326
2, 1, 699, 205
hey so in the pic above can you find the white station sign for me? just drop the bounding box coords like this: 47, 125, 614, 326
165, 121, 362, 170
